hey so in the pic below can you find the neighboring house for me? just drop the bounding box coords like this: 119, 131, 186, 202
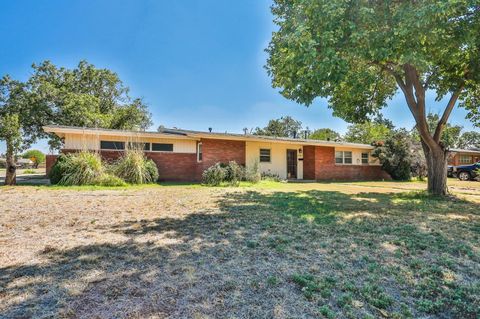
43, 125, 390, 181
0, 158, 33, 168
448, 148, 480, 166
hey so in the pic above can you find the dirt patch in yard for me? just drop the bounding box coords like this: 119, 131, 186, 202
0, 182, 479, 318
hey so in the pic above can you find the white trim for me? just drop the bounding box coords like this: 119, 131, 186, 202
197, 142, 203, 162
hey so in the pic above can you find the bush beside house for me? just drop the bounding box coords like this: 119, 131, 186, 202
373, 130, 427, 181
49, 150, 158, 186
202, 160, 268, 186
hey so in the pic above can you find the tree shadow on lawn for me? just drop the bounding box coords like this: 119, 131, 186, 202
0, 190, 478, 318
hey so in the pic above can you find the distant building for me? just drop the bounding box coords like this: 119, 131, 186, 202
448, 148, 480, 166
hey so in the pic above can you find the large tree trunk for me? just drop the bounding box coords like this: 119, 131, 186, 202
4, 143, 17, 186
421, 140, 448, 195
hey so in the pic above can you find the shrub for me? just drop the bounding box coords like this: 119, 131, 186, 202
49, 154, 68, 184
145, 159, 159, 182
410, 142, 428, 180
113, 150, 159, 184
202, 163, 226, 186
245, 159, 261, 183
23, 169, 37, 174
372, 129, 413, 180
224, 161, 244, 185
57, 152, 103, 186
97, 173, 127, 187
261, 171, 282, 182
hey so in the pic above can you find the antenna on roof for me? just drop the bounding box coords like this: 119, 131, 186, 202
208, 127, 212, 133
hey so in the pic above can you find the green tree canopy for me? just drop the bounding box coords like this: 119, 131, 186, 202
266, 0, 480, 195
308, 128, 341, 141
0, 60, 152, 185
253, 116, 303, 138
456, 131, 480, 149
30, 60, 152, 149
22, 149, 45, 168
344, 120, 393, 144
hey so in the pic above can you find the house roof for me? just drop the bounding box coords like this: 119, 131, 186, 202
43, 125, 375, 150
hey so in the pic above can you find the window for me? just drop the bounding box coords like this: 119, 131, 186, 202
335, 151, 343, 164
344, 151, 352, 164
260, 149, 271, 162
335, 151, 353, 164
100, 141, 125, 150
127, 142, 150, 151
197, 142, 203, 162
459, 155, 472, 164
361, 152, 369, 164
151, 143, 173, 152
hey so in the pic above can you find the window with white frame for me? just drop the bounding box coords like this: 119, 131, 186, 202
335, 151, 353, 164
197, 142, 203, 162
361, 152, 369, 164
459, 155, 472, 164
260, 149, 271, 162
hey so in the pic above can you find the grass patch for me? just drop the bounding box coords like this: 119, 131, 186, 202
0, 181, 479, 318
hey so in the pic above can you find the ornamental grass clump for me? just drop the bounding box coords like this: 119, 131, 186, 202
113, 149, 159, 184
245, 159, 261, 183
54, 152, 104, 186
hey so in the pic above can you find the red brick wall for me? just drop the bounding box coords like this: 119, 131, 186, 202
200, 138, 246, 171
302, 145, 390, 181
448, 153, 480, 166
55, 141, 389, 182
45, 155, 58, 175
59, 138, 247, 182
66, 149, 200, 182
303, 146, 316, 180
146, 152, 199, 181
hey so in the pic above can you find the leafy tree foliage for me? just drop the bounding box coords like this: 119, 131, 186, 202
0, 76, 43, 185
254, 116, 303, 138
308, 128, 341, 141
344, 118, 394, 144
22, 149, 45, 168
0, 60, 152, 185
30, 60, 152, 149
266, 0, 480, 195
456, 131, 480, 149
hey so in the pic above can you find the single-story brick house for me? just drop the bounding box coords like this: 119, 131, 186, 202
448, 148, 480, 166
43, 125, 391, 181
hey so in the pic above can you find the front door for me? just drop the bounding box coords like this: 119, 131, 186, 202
287, 149, 297, 179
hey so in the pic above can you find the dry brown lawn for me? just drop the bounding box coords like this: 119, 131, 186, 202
0, 180, 479, 318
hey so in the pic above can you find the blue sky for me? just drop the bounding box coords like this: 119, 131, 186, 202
0, 0, 476, 154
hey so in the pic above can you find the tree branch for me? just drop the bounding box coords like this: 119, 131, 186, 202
433, 86, 464, 143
